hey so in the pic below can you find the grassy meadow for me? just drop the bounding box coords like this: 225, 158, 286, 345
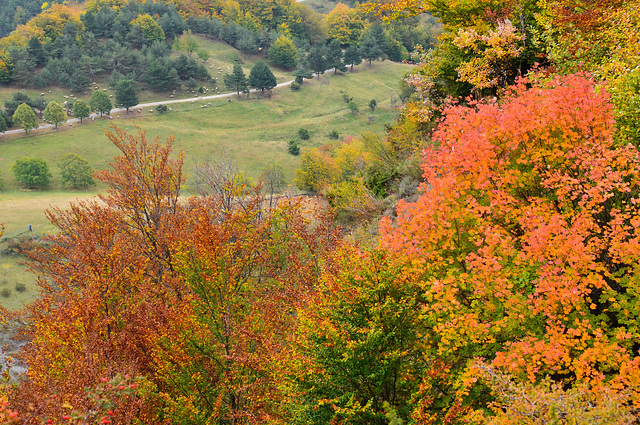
0, 53, 413, 310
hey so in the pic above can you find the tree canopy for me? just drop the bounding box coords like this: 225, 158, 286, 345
248, 60, 277, 94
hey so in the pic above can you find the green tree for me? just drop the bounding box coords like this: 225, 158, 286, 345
360, 30, 383, 65
27, 35, 46, 66
89, 90, 112, 117
308, 44, 327, 78
174, 29, 199, 57
268, 35, 298, 69
73, 99, 90, 123
348, 100, 359, 114
59, 153, 95, 190
344, 45, 362, 71
146, 60, 180, 92
197, 49, 210, 63
224, 63, 248, 98
369, 99, 377, 112
249, 60, 277, 94
11, 157, 51, 189
115, 79, 139, 112
12, 102, 38, 133
237, 35, 258, 57
44, 100, 66, 128
0, 114, 7, 133
293, 66, 313, 84
326, 39, 347, 74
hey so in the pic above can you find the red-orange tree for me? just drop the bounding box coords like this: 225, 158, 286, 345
380, 74, 640, 422
7, 126, 340, 424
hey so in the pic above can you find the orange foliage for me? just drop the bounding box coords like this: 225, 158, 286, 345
381, 74, 640, 419
6, 126, 340, 424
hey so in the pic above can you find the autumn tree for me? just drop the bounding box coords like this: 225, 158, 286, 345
268, 35, 298, 69
379, 74, 640, 421
292, 247, 425, 424
6, 125, 341, 424
132, 13, 165, 45
326, 3, 365, 45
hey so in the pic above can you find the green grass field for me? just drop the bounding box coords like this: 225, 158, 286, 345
0, 56, 413, 310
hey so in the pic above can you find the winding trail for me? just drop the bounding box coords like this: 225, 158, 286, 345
0, 78, 299, 137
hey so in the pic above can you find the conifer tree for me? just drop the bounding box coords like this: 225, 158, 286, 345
249, 61, 277, 94
224, 63, 249, 98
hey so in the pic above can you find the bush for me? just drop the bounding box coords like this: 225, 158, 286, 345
290, 81, 301, 91
328, 130, 340, 140
348, 100, 359, 114
15, 283, 26, 293
12, 157, 52, 189
59, 153, 95, 190
1, 288, 11, 298
157, 104, 168, 114
288, 140, 300, 155
298, 128, 310, 140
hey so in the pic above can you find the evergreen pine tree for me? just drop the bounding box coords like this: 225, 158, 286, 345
249, 61, 277, 94
326, 39, 347, 74
224, 63, 249, 98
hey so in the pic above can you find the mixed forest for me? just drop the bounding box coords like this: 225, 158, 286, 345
2, 0, 640, 424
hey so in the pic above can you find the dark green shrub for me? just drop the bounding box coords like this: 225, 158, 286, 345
288, 140, 300, 155
298, 128, 310, 140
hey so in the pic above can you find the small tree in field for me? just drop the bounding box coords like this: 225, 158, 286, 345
44, 101, 66, 128
12, 103, 38, 133
115, 80, 139, 112
90, 90, 112, 117
59, 153, 95, 190
12, 157, 51, 189
73, 99, 90, 122
224, 64, 248, 98
249, 61, 277, 95
0, 114, 7, 132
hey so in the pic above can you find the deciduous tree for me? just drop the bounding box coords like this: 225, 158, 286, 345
59, 153, 95, 189
44, 100, 66, 128
12, 102, 37, 133
11, 157, 51, 189
380, 74, 640, 421
89, 90, 111, 117
72, 99, 90, 122
268, 35, 298, 69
